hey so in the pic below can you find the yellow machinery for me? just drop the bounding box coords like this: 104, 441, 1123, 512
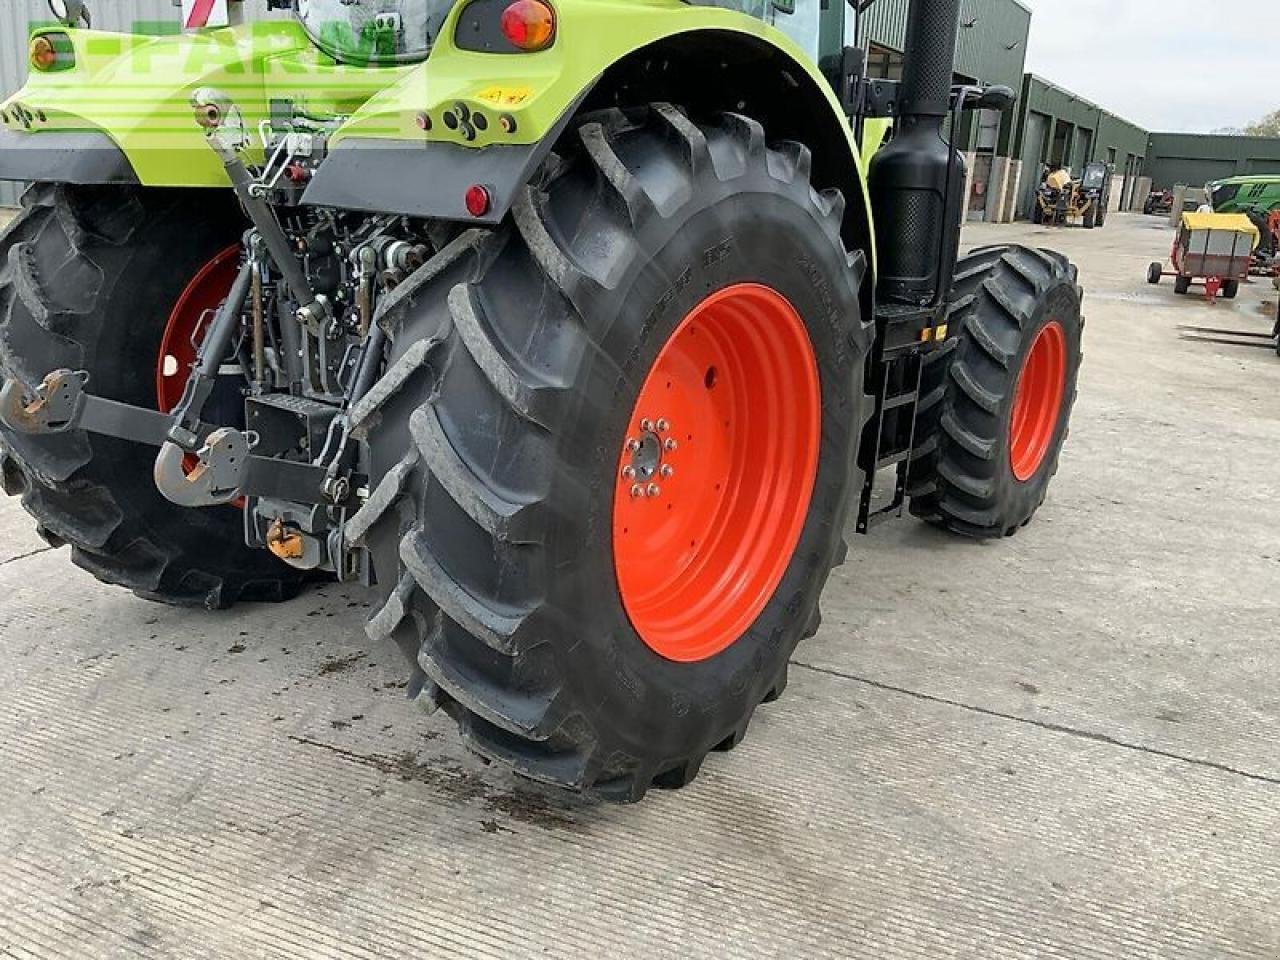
1033, 161, 1112, 229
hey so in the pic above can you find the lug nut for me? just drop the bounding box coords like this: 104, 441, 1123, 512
656, 419, 670, 433
647, 484, 661, 498
626, 438, 642, 453
664, 438, 678, 452
630, 484, 644, 499
640, 418, 654, 432
622, 465, 636, 480
660, 464, 674, 478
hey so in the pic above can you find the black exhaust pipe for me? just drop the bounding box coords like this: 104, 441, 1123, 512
868, 0, 965, 308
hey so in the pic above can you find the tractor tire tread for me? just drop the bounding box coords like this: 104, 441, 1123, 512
361, 104, 869, 801
908, 244, 1083, 538
0, 184, 306, 609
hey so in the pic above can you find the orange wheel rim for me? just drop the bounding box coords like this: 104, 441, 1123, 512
1009, 320, 1067, 482
612, 283, 821, 663
156, 244, 241, 413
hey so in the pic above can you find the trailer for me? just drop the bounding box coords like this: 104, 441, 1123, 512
1148, 212, 1258, 303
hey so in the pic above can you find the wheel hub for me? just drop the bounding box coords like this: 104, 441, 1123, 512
612, 283, 821, 663
622, 422, 676, 497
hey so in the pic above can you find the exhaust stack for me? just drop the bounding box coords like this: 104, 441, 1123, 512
868, 0, 965, 308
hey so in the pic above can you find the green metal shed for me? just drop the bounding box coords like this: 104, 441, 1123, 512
859, 0, 1031, 91
1011, 75, 1148, 220
1144, 133, 1280, 190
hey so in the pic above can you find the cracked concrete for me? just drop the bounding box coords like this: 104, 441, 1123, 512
791, 659, 1280, 787
0, 212, 1278, 958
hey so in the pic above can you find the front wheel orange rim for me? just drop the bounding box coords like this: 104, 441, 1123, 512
612, 283, 821, 663
1009, 321, 1067, 482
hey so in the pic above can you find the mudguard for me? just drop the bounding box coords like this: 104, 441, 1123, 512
304, 0, 874, 228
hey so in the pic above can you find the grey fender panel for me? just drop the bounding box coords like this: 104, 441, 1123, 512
301, 138, 536, 224
302, 93, 588, 223
0, 128, 138, 185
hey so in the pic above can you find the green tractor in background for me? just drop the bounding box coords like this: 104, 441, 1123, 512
0, 0, 1084, 801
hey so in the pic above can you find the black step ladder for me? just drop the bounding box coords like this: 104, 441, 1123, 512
856, 350, 924, 534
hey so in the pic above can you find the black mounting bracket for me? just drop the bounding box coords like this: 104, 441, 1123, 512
859, 78, 901, 119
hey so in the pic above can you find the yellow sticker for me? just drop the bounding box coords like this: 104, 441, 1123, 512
475, 85, 535, 107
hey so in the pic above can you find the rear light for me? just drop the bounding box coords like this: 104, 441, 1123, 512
29, 33, 74, 72
500, 0, 556, 52
465, 184, 492, 218
30, 37, 57, 71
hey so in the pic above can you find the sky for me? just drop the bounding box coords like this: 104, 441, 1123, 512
1020, 0, 1280, 133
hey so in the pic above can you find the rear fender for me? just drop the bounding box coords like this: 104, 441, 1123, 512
304, 0, 876, 274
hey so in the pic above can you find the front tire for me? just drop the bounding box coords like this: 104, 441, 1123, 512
909, 245, 1083, 538
0, 185, 306, 608
354, 105, 873, 800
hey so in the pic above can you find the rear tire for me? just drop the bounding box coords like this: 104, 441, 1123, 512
1174, 275, 1192, 295
1083, 205, 1096, 229
909, 245, 1083, 539
0, 184, 307, 608
1222, 279, 1240, 300
352, 105, 873, 800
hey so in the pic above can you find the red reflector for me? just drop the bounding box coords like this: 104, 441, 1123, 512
500, 0, 556, 51
465, 185, 492, 218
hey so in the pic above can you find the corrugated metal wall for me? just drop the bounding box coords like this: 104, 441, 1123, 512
861, 0, 1031, 89
1014, 75, 1148, 163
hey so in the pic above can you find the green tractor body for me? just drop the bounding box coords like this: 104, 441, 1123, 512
4, 3, 877, 243
1210, 174, 1280, 215
0, 0, 1084, 802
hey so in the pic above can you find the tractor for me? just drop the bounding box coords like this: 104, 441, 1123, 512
1210, 174, 1280, 216
1033, 159, 1111, 228
1144, 188, 1174, 217
0, 0, 1084, 801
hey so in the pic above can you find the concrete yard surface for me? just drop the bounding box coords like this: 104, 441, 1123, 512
1, 212, 1279, 959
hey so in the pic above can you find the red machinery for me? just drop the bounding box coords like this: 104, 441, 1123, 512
1148, 212, 1257, 304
